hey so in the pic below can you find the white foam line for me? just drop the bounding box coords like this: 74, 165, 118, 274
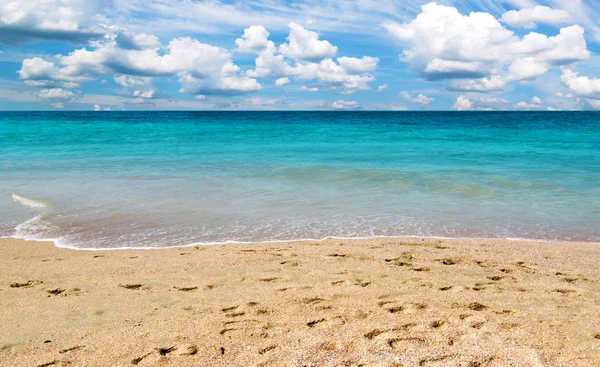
3, 234, 595, 252
12, 193, 47, 209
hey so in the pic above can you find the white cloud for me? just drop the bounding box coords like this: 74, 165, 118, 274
51, 102, 65, 109
501, 6, 571, 28
561, 69, 600, 99
246, 42, 293, 78
383, 3, 590, 92
377, 84, 388, 92
448, 76, 506, 92
301, 86, 319, 92
588, 99, 600, 110
451, 96, 473, 110
235, 26, 271, 54
401, 91, 434, 105
116, 32, 161, 50
18, 57, 89, 89
506, 57, 548, 81
331, 100, 360, 110
245, 24, 378, 94
514, 96, 545, 109
292, 59, 375, 93
37, 88, 77, 101
275, 77, 290, 87
114, 75, 164, 99
0, 0, 106, 44
114, 75, 152, 89
337, 56, 379, 74
19, 32, 263, 99
450, 96, 512, 110
94, 104, 101, 111
279, 22, 337, 62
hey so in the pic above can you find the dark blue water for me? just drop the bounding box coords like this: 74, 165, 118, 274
1, 111, 598, 248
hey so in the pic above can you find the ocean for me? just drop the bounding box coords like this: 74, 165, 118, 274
1, 111, 598, 249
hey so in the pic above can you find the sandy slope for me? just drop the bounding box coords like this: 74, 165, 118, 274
1, 237, 599, 366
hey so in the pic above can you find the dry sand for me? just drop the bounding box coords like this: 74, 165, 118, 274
1, 236, 600, 366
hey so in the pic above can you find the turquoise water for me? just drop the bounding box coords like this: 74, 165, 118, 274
1, 111, 598, 249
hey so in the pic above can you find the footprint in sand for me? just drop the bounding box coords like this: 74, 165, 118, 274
258, 345, 277, 354
553, 289, 577, 295
59, 345, 84, 354
36, 360, 59, 367
259, 277, 279, 282
10, 280, 42, 288
307, 318, 326, 327
387, 337, 426, 350
46, 288, 66, 296
175, 286, 198, 292
430, 320, 446, 328
119, 284, 144, 290
467, 302, 488, 311
131, 344, 198, 365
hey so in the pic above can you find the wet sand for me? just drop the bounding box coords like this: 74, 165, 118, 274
1, 237, 600, 366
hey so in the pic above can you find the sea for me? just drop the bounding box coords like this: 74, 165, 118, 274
1, 111, 598, 249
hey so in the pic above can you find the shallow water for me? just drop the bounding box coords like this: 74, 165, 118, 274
1, 111, 598, 248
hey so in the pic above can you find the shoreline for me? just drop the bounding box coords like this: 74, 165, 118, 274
2, 236, 600, 366
3, 233, 599, 251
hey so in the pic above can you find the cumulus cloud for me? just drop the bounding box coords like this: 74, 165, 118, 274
451, 96, 473, 111
514, 96, 545, 109
331, 100, 360, 110
401, 91, 434, 105
448, 76, 506, 92
505, 57, 548, 82
450, 95, 513, 111
0, 0, 106, 44
383, 3, 590, 92
18, 57, 90, 89
113, 75, 166, 99
337, 56, 379, 74
235, 26, 271, 54
19, 31, 262, 99
275, 77, 290, 87
37, 87, 78, 101
377, 84, 388, 92
115, 32, 161, 50
279, 22, 337, 62
501, 6, 571, 28
245, 23, 378, 94
561, 69, 600, 99
246, 42, 293, 78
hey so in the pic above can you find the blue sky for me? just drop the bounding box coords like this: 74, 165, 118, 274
1, 0, 600, 110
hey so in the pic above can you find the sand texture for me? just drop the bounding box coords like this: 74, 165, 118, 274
1, 237, 600, 366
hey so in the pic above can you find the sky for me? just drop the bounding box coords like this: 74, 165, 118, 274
1, 0, 600, 111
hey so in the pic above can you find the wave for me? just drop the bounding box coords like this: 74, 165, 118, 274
13, 215, 62, 242
12, 193, 47, 209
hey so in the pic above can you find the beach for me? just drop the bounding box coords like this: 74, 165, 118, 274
2, 237, 599, 366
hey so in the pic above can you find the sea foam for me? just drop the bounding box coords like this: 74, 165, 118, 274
12, 193, 47, 209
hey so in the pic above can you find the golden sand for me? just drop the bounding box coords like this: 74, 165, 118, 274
1, 237, 599, 366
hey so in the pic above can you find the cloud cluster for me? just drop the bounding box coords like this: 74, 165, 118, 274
331, 100, 360, 110
18, 21, 379, 108
0, 0, 106, 45
500, 6, 571, 28
560, 69, 600, 109
401, 91, 434, 106
18, 29, 263, 106
383, 3, 590, 93
239, 23, 379, 94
